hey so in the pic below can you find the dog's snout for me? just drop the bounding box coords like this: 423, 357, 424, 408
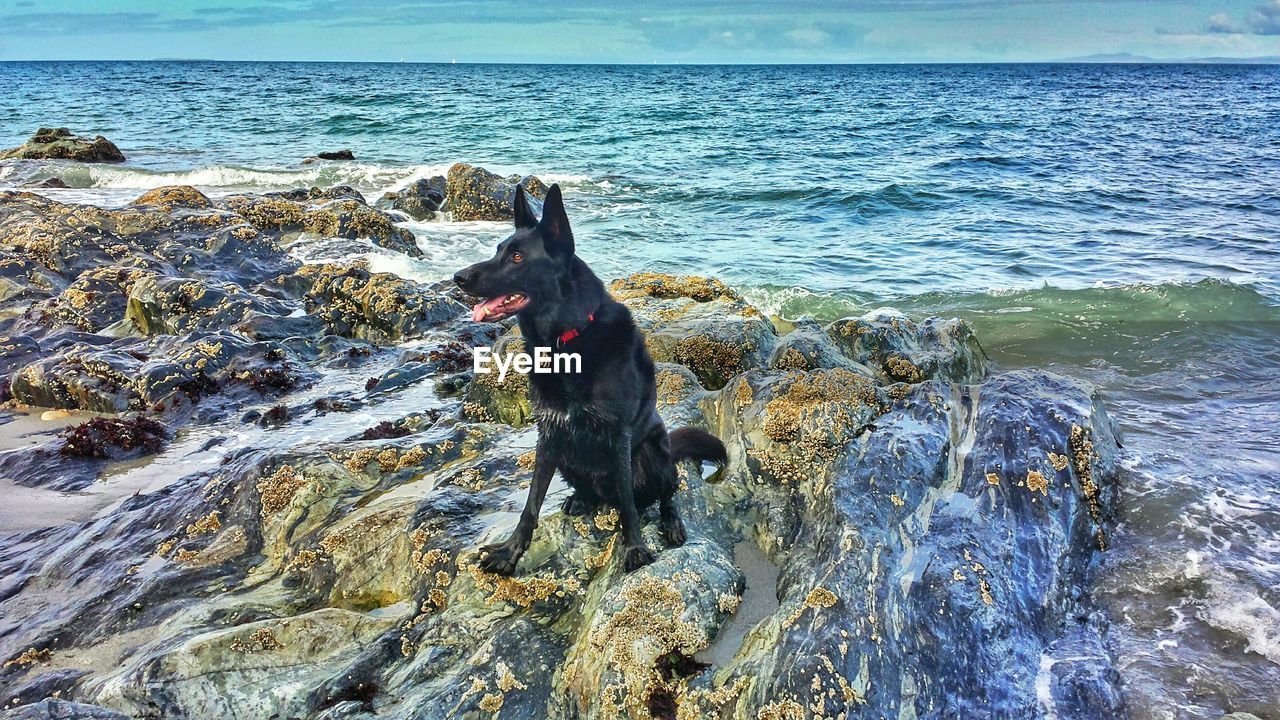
453, 269, 475, 290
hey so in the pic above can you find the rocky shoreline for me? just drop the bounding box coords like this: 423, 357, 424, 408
1, 151, 1124, 719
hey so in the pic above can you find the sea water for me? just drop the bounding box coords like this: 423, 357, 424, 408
1, 61, 1278, 716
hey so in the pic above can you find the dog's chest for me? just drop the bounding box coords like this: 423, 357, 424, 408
536, 399, 621, 472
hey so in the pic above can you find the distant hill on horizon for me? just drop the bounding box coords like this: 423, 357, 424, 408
1060, 52, 1280, 64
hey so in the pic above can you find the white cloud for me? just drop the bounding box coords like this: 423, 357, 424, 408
1206, 12, 1241, 33
1247, 0, 1280, 34
784, 26, 831, 46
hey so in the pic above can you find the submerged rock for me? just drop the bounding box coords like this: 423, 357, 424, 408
0, 128, 125, 163
445, 163, 547, 222
20, 178, 70, 189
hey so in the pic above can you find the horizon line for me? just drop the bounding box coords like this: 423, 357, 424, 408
1, 58, 1278, 66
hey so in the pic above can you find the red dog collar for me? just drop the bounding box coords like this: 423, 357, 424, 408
556, 313, 595, 348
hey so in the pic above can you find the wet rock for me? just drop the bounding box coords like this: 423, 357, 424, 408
768, 318, 875, 376
0, 191, 293, 288
462, 331, 533, 426
233, 310, 328, 343
445, 163, 546, 222
0, 244, 1122, 720
0, 254, 65, 307
130, 185, 212, 212
0, 128, 124, 163
124, 274, 271, 336
266, 186, 367, 204
827, 308, 985, 384
316, 149, 355, 161
1, 699, 131, 719
9, 344, 145, 412
376, 177, 446, 221
300, 262, 465, 343
27, 267, 156, 332
8, 332, 313, 414
696, 368, 1119, 718
0, 333, 42, 376
222, 195, 421, 257
21, 178, 70, 189
611, 272, 777, 391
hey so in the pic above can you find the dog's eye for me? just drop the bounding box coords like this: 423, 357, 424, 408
511, 252, 524, 264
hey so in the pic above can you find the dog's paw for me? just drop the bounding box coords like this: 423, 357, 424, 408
561, 492, 596, 517
477, 542, 521, 576
621, 544, 657, 573
659, 514, 687, 547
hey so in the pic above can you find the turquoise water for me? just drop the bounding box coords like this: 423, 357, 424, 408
2, 61, 1279, 716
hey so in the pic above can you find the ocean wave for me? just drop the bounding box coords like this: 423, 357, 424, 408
734, 278, 1279, 328
896, 278, 1280, 325
736, 284, 876, 322
931, 155, 1027, 170
667, 182, 951, 214
87, 162, 438, 193
0, 160, 590, 198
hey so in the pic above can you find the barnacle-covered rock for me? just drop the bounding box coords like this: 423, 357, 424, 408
25, 267, 156, 332
611, 272, 777, 391
0, 191, 292, 287
266, 185, 367, 204
462, 331, 533, 427
124, 275, 271, 336
827, 308, 985, 384
768, 318, 876, 376
222, 195, 422, 257
0, 128, 124, 163
0, 185, 1125, 720
300, 262, 464, 343
9, 344, 146, 412
130, 185, 213, 212
445, 163, 547, 222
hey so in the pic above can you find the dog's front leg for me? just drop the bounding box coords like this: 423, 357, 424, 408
613, 431, 656, 572
478, 439, 555, 576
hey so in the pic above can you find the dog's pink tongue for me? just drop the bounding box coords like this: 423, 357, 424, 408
471, 295, 508, 322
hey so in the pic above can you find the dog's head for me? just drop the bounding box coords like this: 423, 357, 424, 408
453, 183, 574, 323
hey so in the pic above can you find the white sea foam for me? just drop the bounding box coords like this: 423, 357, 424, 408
1204, 579, 1280, 664
286, 219, 505, 287
737, 284, 867, 322
79, 162, 425, 193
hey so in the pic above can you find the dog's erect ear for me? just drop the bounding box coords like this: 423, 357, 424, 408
513, 184, 538, 229
537, 184, 574, 256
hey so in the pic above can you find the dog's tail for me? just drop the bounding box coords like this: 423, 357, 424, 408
669, 427, 728, 483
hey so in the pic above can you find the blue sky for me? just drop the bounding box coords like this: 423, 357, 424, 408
0, 1, 1277, 62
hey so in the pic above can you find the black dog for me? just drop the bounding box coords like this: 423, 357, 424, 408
454, 184, 727, 574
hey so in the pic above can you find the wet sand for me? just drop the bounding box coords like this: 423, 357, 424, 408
698, 539, 781, 666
